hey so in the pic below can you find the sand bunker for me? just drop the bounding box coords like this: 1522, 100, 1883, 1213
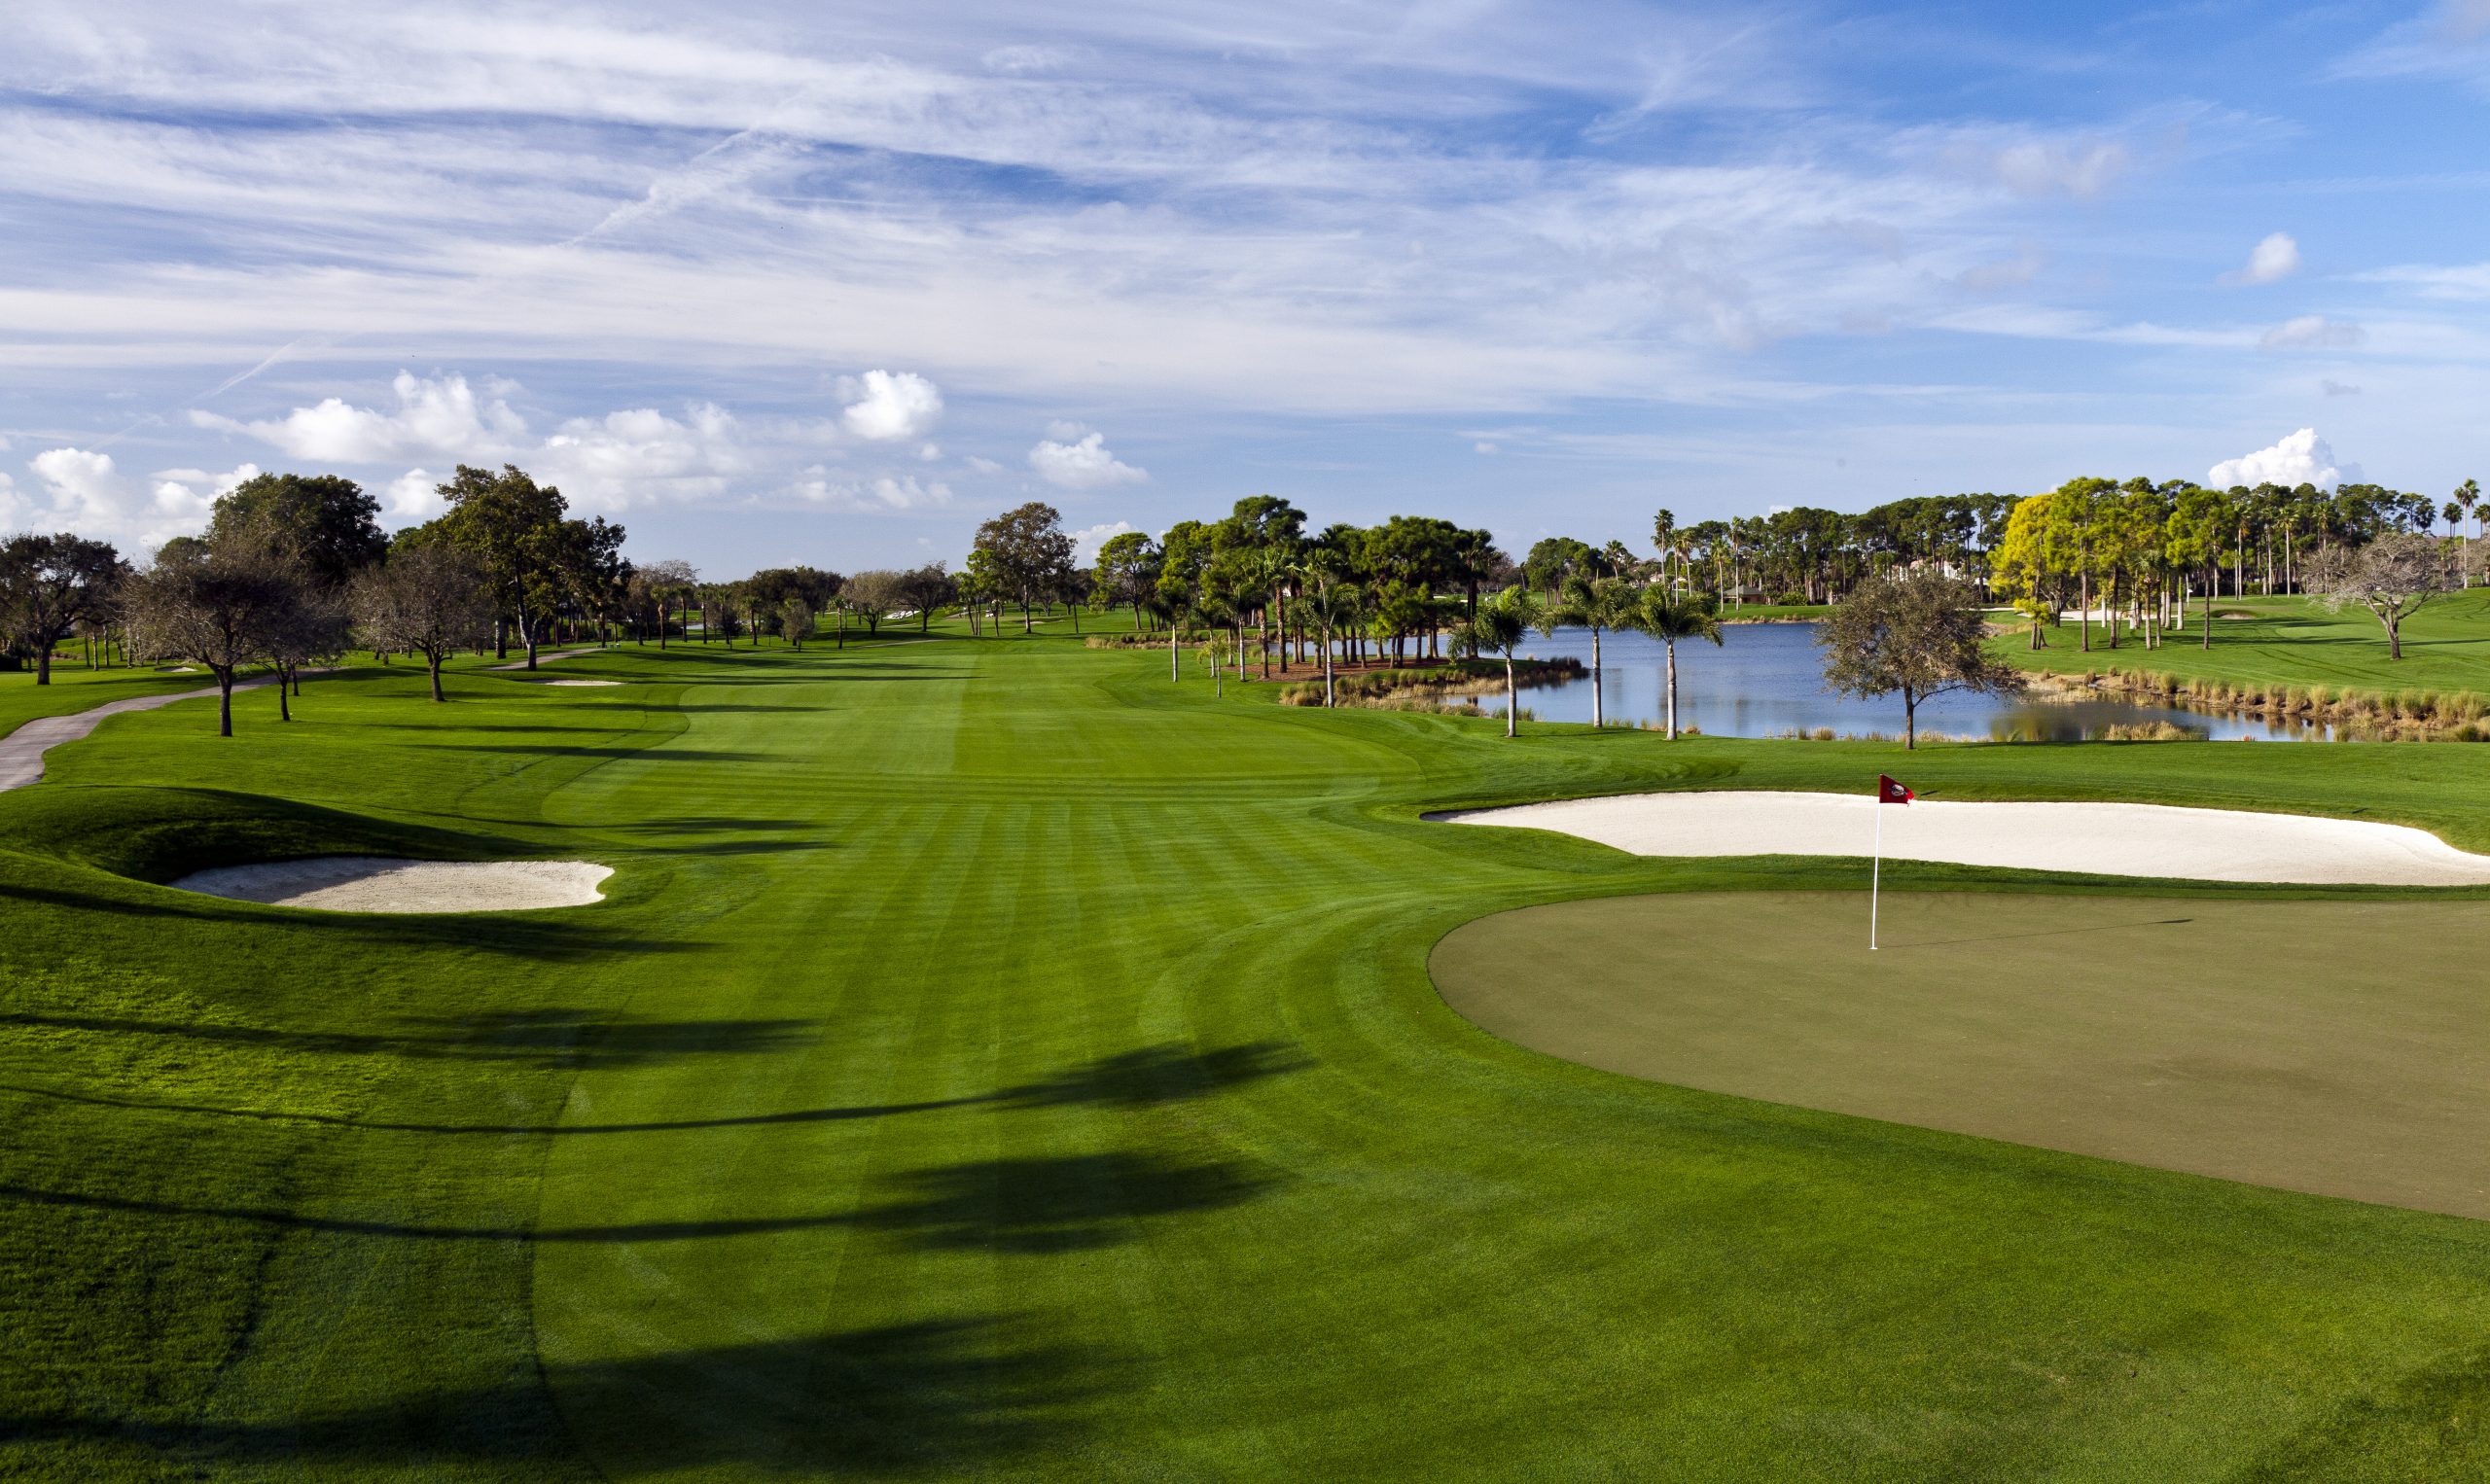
171, 857, 612, 912
1436, 791, 2490, 886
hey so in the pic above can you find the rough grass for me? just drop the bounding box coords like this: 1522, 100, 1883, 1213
11, 629, 2490, 1477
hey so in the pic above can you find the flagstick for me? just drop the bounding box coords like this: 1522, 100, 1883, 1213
1870, 796, 1882, 951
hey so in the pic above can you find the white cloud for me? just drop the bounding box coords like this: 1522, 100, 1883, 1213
538, 402, 744, 511
918, 442, 942, 461
965, 456, 1006, 476
2259, 315, 2365, 351
193, 371, 525, 462
18, 447, 250, 547
1028, 431, 1148, 489
786, 470, 952, 512
2357, 261, 2490, 300
1045, 420, 1088, 442
31, 448, 124, 522
1985, 138, 2131, 198
384, 469, 444, 521
1069, 520, 1136, 564
2322, 378, 2363, 398
2222, 232, 2300, 286
837, 371, 943, 442
1474, 441, 1499, 454
2208, 429, 2360, 490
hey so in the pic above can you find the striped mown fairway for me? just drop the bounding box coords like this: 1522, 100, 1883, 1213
8, 624, 2490, 1480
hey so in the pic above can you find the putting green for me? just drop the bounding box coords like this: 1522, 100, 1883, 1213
1434, 891, 2490, 1219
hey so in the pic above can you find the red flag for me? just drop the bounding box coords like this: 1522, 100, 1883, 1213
1877, 774, 1914, 805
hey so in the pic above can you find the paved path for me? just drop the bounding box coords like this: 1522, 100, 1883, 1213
0, 674, 288, 792
488, 647, 602, 671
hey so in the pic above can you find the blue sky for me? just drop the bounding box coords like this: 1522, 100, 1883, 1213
5, 1, 2490, 574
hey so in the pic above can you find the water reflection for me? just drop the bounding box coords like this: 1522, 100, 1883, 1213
1499, 623, 2335, 742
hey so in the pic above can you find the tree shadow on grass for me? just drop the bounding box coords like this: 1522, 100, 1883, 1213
412, 745, 771, 762
0, 1148, 1277, 1248
0, 1007, 808, 1071
3, 1040, 1308, 1136
0, 879, 690, 960
1, 1315, 1116, 1477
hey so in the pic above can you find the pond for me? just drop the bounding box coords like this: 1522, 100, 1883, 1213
1495, 622, 2335, 742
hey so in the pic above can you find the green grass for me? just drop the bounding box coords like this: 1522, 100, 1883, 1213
11, 631, 2490, 1477
1438, 891, 2490, 1220
1995, 588, 2490, 711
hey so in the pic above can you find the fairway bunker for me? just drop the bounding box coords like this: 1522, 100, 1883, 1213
1435, 790, 2490, 886
1435, 891, 2490, 1220
171, 857, 612, 913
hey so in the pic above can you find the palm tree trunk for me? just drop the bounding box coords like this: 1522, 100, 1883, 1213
1588, 626, 1605, 728
1664, 640, 1678, 740
1504, 653, 1517, 738
1321, 621, 1335, 706
1170, 624, 1179, 683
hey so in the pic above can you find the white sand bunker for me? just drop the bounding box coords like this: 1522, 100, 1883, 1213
171, 857, 612, 912
1436, 792, 2490, 887
537, 679, 623, 687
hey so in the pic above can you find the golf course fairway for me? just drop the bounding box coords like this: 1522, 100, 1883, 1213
10, 627, 2490, 1479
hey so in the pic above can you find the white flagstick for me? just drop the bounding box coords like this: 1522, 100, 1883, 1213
1869, 792, 1882, 951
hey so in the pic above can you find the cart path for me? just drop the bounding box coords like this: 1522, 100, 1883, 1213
0, 673, 293, 792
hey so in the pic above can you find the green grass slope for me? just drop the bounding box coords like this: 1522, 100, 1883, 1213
6, 632, 2490, 1479
1996, 588, 2490, 707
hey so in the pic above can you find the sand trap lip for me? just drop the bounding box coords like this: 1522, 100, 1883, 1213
170, 857, 612, 913
1433, 791, 2490, 886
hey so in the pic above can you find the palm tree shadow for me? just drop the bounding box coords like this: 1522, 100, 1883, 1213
2, 1040, 1308, 1134
1, 1148, 1278, 1248
2, 1316, 1118, 1475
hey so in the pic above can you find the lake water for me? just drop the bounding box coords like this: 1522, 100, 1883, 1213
1495, 622, 2334, 742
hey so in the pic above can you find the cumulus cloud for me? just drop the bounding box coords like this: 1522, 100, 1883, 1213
838, 371, 943, 442
2322, 378, 2363, 398
538, 403, 743, 511
2259, 314, 2365, 351
965, 456, 1006, 475
1069, 520, 1136, 564
2222, 232, 2301, 286
192, 371, 525, 462
787, 470, 953, 511
18, 448, 254, 547
1474, 441, 1499, 454
1028, 431, 1148, 489
384, 468, 443, 521
2208, 429, 2360, 490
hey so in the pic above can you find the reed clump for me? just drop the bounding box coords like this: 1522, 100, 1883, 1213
2063, 665, 2490, 741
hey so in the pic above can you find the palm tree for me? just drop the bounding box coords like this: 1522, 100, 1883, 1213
1455, 585, 1543, 739
2459, 479, 2482, 583
1633, 589, 1724, 740
1549, 575, 1639, 728
1145, 587, 1185, 682
1291, 552, 1358, 707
